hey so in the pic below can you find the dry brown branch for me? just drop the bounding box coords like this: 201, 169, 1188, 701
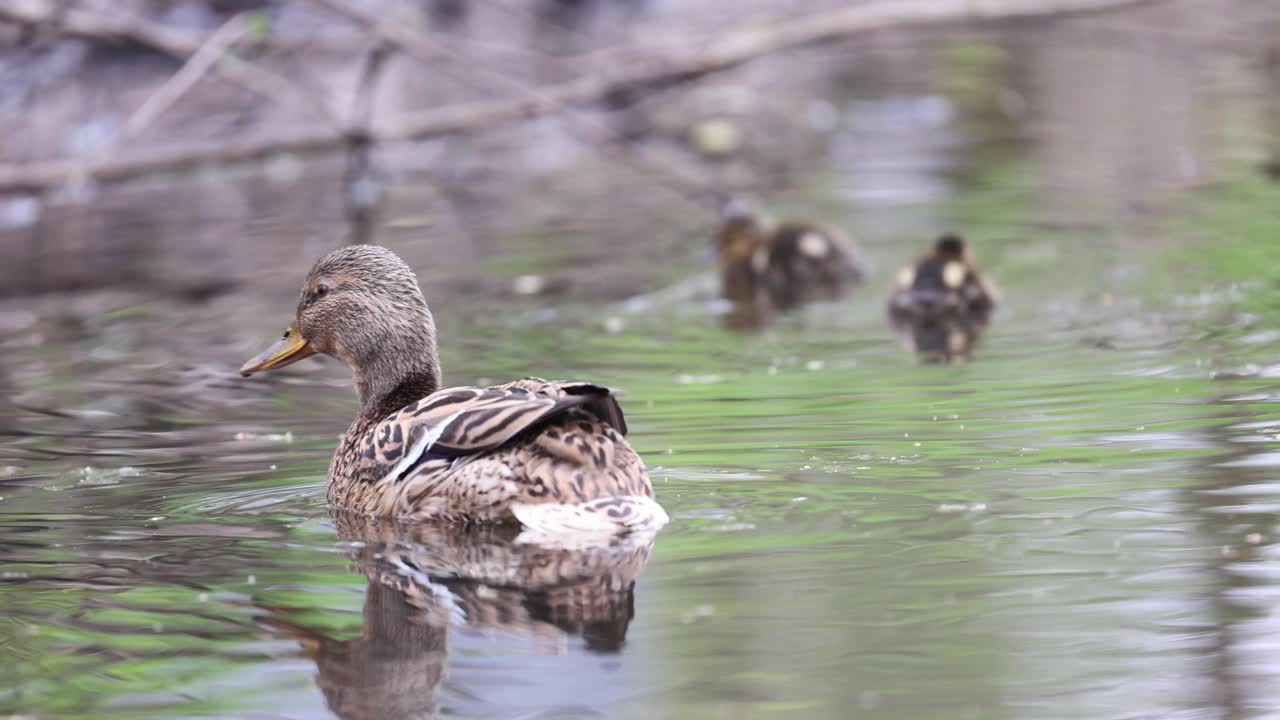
0, 0, 336, 125
0, 1, 203, 54
123, 14, 250, 138
0, 0, 1152, 193
308, 0, 445, 65
343, 40, 392, 244
308, 0, 717, 209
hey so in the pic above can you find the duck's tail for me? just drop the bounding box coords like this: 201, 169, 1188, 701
512, 495, 669, 542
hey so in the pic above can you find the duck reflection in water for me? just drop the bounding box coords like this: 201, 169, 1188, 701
888, 234, 999, 363
714, 200, 867, 331
259, 511, 655, 720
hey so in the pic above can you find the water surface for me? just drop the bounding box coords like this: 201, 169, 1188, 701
5, 4, 1280, 719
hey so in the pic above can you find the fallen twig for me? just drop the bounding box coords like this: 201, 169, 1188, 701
0, 0, 1153, 193
0, 0, 337, 126
308, 0, 718, 211
343, 39, 392, 244
123, 14, 251, 138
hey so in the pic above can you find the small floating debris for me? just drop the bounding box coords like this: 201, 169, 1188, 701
512, 274, 546, 296
677, 373, 723, 385
603, 316, 626, 334
680, 604, 716, 624
1211, 364, 1280, 381
937, 502, 988, 513
805, 360, 825, 372
234, 431, 294, 443
76, 466, 144, 486
688, 118, 740, 157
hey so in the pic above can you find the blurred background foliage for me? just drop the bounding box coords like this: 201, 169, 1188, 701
4, 0, 1280, 719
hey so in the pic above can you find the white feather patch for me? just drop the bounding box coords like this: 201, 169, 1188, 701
512, 495, 670, 542
942, 261, 966, 289
897, 266, 916, 289
798, 232, 830, 259
381, 408, 467, 484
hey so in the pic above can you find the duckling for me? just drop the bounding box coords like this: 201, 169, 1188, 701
715, 207, 772, 330
715, 203, 866, 328
240, 245, 667, 534
889, 234, 997, 319
888, 234, 998, 361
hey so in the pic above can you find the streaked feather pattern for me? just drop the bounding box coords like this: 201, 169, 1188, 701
328, 378, 664, 531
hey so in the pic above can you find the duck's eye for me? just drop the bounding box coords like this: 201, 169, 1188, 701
316, 282, 331, 297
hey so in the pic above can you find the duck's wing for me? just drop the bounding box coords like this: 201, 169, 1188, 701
351, 378, 628, 484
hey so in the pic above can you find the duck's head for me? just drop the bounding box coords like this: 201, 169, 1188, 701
240, 244, 440, 411
934, 234, 968, 260
715, 199, 769, 267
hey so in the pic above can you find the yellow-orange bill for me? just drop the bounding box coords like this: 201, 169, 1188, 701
240, 323, 317, 377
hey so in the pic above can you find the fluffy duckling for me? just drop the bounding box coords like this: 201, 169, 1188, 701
715, 203, 866, 327
240, 245, 667, 534
888, 234, 998, 361
888, 234, 997, 321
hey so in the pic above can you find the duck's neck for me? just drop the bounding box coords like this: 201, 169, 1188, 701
353, 355, 442, 422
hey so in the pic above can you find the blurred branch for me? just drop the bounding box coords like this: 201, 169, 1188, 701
308, 0, 445, 64
308, 0, 717, 210
0, 0, 337, 125
343, 40, 392, 244
123, 14, 250, 138
0, 0, 206, 54
0, 0, 1151, 193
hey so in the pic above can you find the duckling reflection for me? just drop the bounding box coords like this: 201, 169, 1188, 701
715, 200, 866, 330
260, 512, 655, 720
888, 234, 999, 363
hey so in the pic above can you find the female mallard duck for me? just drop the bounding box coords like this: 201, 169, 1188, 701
240, 244, 667, 534
715, 202, 866, 327
887, 234, 999, 360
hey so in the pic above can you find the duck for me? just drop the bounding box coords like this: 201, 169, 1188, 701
887, 234, 998, 361
715, 201, 866, 328
239, 244, 668, 534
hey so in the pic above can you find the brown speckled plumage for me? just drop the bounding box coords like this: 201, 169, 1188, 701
715, 205, 865, 328
242, 245, 666, 533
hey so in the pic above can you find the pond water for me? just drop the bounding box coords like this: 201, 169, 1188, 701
5, 3, 1280, 719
